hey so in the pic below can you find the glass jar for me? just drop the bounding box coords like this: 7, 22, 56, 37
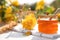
37, 15, 58, 34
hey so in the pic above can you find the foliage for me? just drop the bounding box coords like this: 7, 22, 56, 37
22, 4, 30, 11
30, 3, 36, 11
51, 0, 60, 9
0, 0, 20, 22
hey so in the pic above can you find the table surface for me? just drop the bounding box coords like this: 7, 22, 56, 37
0, 23, 60, 40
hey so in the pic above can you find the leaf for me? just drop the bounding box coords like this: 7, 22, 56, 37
1, 10, 5, 21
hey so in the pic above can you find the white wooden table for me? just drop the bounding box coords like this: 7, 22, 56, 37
0, 23, 60, 40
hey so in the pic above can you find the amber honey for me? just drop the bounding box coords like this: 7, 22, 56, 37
38, 19, 58, 34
